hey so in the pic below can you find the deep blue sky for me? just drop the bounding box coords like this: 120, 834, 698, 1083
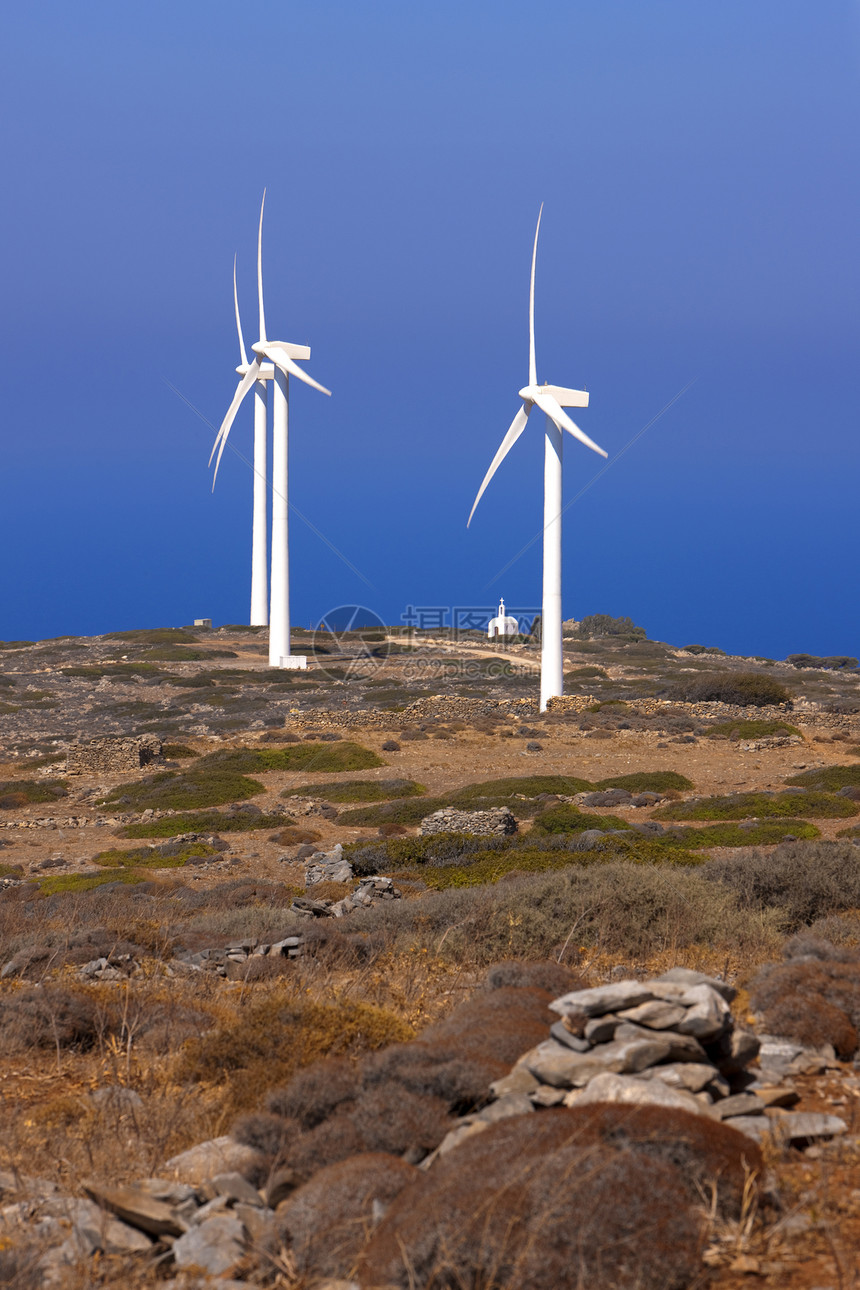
1, 1, 858, 658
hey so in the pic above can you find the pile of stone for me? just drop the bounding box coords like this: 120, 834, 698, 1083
304, 842, 353, 885
174, 935, 306, 976
434, 969, 847, 1156
419, 807, 517, 837
292, 874, 400, 919
66, 735, 163, 775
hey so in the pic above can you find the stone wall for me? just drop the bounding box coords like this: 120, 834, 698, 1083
66, 735, 164, 776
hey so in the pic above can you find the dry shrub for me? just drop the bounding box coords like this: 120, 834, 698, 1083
485, 959, 583, 995
0, 985, 120, 1054
176, 990, 412, 1113
239, 976, 563, 1177
271, 826, 321, 846
274, 1152, 417, 1280
279, 1087, 450, 1178
420, 984, 558, 1071
750, 944, 860, 1058
705, 840, 860, 930
359, 1106, 760, 1290
267, 1056, 358, 1129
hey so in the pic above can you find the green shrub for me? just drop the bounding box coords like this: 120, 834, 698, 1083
709, 719, 800, 740
787, 654, 858, 671
682, 644, 725, 655
0, 779, 68, 810
336, 776, 600, 827
281, 778, 424, 804
199, 742, 384, 775
337, 798, 449, 827
564, 665, 607, 680
577, 614, 646, 641
119, 810, 292, 838
596, 771, 694, 793
670, 820, 819, 848
530, 805, 626, 835
656, 790, 859, 822
786, 765, 860, 791
91, 841, 219, 869
405, 838, 702, 891
346, 832, 490, 873
100, 768, 265, 813
448, 776, 595, 812
163, 743, 198, 759
669, 671, 791, 707
39, 869, 149, 894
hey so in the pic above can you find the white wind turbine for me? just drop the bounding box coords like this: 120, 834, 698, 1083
231, 251, 274, 627
467, 205, 608, 712
211, 192, 331, 668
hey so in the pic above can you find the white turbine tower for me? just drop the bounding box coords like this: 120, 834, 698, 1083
211, 192, 331, 668
467, 205, 608, 713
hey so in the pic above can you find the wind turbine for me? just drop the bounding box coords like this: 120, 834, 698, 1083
211, 193, 331, 668
467, 205, 608, 712
231, 251, 273, 627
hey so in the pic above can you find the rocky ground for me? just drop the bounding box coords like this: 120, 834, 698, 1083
1, 624, 860, 1287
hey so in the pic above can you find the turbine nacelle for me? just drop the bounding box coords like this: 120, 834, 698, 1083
251, 341, 311, 362
518, 384, 590, 409
237, 361, 276, 377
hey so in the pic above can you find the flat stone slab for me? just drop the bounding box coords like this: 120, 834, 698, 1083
550, 981, 657, 1019
653, 967, 736, 1002
713, 1093, 767, 1121
83, 1181, 186, 1237
772, 1112, 847, 1143
617, 1000, 688, 1030
564, 1072, 707, 1116
612, 1022, 707, 1063
522, 1036, 674, 1088
644, 1062, 725, 1094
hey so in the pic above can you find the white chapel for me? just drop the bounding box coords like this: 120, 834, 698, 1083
487, 598, 520, 639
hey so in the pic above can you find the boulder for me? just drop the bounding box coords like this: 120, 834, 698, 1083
164, 1136, 264, 1186
173, 1213, 246, 1275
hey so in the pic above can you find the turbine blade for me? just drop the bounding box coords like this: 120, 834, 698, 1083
260, 342, 332, 396
529, 204, 543, 387
210, 358, 261, 486
257, 188, 267, 344
233, 254, 248, 367
467, 403, 531, 527
532, 389, 607, 459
